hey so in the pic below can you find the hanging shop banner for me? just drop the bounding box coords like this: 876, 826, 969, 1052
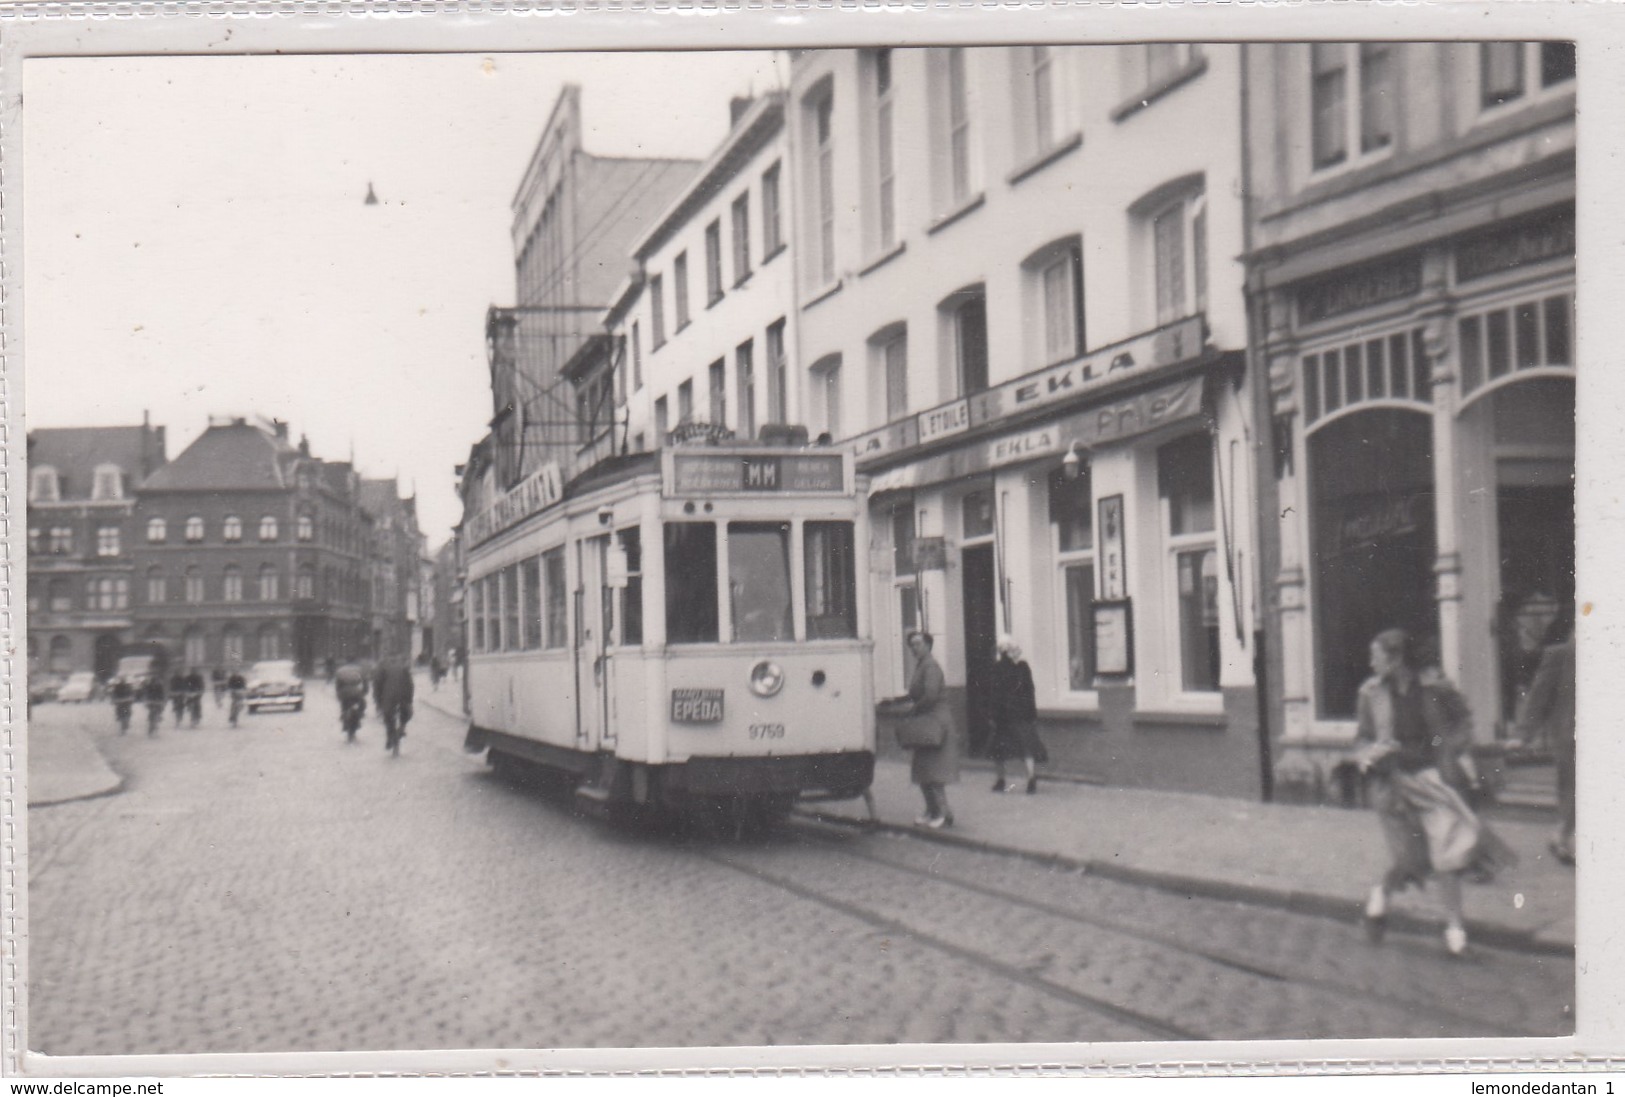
1098, 494, 1127, 601
877, 377, 1204, 491
465, 462, 564, 546
848, 315, 1204, 467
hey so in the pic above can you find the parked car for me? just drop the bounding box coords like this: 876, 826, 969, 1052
28, 673, 64, 706
56, 671, 99, 703
245, 660, 304, 713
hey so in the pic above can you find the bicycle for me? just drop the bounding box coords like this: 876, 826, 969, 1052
228, 689, 245, 728
340, 696, 366, 743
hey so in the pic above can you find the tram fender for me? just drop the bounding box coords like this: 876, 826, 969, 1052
464, 724, 489, 754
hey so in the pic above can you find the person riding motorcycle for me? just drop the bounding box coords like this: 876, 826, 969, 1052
109, 676, 135, 734
226, 669, 247, 727
334, 661, 368, 742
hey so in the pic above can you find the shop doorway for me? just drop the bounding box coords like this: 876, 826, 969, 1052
961, 544, 998, 757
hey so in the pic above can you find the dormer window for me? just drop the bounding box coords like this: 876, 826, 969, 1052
29, 466, 60, 503
91, 464, 124, 501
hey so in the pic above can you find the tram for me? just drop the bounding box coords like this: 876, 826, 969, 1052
461, 440, 876, 824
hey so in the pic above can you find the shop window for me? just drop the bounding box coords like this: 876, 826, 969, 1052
544, 547, 568, 649
223, 515, 243, 542
806, 521, 858, 640
503, 562, 522, 651
1311, 43, 1393, 171
1308, 409, 1438, 718
962, 489, 996, 540
1051, 466, 1096, 691
1458, 293, 1574, 397
1159, 433, 1219, 693
664, 523, 718, 644
185, 516, 205, 543
147, 517, 167, 544
730, 522, 794, 643
1303, 328, 1430, 423
617, 528, 644, 647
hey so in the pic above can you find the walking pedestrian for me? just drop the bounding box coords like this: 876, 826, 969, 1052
1516, 620, 1576, 866
895, 631, 958, 829
184, 666, 206, 727
169, 670, 189, 727
988, 634, 1047, 794
373, 654, 415, 757
1355, 628, 1516, 956
141, 674, 167, 736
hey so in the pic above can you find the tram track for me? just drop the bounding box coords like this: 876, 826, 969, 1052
779, 822, 1529, 1039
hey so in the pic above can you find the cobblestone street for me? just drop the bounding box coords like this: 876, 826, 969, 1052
25, 691, 1574, 1057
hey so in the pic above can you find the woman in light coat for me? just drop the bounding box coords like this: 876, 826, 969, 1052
1356, 629, 1516, 956
903, 631, 959, 828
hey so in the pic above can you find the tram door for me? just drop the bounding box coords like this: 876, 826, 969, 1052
574, 534, 613, 751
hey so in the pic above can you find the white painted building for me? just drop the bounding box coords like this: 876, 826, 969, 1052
611, 93, 800, 454
785, 46, 1265, 796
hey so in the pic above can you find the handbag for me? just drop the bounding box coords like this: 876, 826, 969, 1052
895, 710, 947, 750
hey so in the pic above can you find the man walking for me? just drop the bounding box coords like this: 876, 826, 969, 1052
373, 654, 415, 757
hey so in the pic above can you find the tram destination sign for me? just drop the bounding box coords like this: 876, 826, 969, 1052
668, 452, 845, 495
671, 688, 725, 723
465, 462, 564, 546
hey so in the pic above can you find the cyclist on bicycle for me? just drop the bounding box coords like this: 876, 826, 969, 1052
373, 655, 414, 757
183, 666, 206, 728
335, 661, 368, 742
141, 675, 167, 737
227, 668, 247, 727
109, 676, 135, 734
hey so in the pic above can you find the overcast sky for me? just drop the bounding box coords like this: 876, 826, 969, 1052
23, 50, 787, 545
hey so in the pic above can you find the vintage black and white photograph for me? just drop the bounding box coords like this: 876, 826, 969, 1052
9, 13, 1615, 1076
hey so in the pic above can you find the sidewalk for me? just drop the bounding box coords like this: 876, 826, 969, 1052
801, 757, 1576, 955
24, 704, 124, 807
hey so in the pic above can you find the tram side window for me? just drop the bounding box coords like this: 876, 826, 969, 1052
729, 522, 794, 643
522, 557, 543, 649
472, 578, 486, 652
617, 529, 644, 646
805, 521, 858, 639
503, 563, 522, 651
489, 572, 505, 651
544, 547, 568, 649
665, 522, 719, 643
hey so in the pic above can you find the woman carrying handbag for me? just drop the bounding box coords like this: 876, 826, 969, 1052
892, 631, 959, 829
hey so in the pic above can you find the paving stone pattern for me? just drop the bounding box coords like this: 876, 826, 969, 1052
25, 692, 1573, 1058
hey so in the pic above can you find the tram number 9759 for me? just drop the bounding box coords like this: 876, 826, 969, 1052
749, 723, 786, 741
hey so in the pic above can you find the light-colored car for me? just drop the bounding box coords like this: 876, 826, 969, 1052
246, 660, 304, 713
56, 671, 99, 703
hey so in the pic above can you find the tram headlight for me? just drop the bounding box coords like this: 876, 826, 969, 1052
748, 660, 786, 698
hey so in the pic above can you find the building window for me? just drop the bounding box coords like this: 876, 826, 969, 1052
185, 515, 205, 543
259, 565, 279, 602
617, 528, 644, 647
1146, 43, 1200, 89
664, 523, 719, 644
222, 627, 244, 666
185, 628, 207, 668
185, 566, 205, 604
96, 526, 121, 558
49, 527, 74, 555
1482, 41, 1576, 109
146, 567, 166, 605
296, 564, 315, 600
223, 565, 243, 602
91, 464, 123, 501
1050, 467, 1096, 691
48, 634, 72, 673
1159, 433, 1219, 693
762, 162, 784, 256
708, 359, 727, 427
945, 288, 990, 396
811, 89, 837, 285
1145, 185, 1207, 326
1302, 328, 1431, 423
870, 325, 909, 424
631, 322, 643, 391
705, 222, 724, 305
731, 193, 752, 285
650, 274, 666, 348
655, 396, 670, 441
677, 380, 694, 426
257, 626, 280, 662
146, 516, 166, 544
1311, 43, 1393, 171
812, 355, 843, 440
48, 578, 72, 613
223, 515, 243, 542
766, 318, 789, 425
297, 513, 314, 542
674, 252, 691, 330
29, 466, 61, 503
869, 48, 898, 252
259, 515, 278, 541
1026, 238, 1085, 366
737, 340, 757, 442
944, 48, 973, 207
1458, 294, 1573, 396
543, 546, 568, 649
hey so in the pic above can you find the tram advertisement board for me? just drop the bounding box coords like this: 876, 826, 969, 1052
465, 462, 563, 546
670, 688, 725, 723
668, 452, 845, 495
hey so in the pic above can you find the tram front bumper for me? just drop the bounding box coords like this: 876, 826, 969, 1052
670, 751, 874, 801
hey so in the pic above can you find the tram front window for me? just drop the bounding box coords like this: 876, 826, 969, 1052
729, 522, 794, 643
665, 522, 719, 643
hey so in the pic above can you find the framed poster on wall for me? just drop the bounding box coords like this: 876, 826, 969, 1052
1092, 599, 1134, 678
1098, 493, 1126, 601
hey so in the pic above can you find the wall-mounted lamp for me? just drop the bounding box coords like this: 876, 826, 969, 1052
1061, 441, 1088, 481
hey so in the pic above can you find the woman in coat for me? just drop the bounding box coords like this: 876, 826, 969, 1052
902, 631, 959, 828
987, 634, 1047, 793
1356, 629, 1516, 956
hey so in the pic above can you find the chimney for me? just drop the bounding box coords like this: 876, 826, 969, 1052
273, 419, 289, 440
729, 96, 754, 127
